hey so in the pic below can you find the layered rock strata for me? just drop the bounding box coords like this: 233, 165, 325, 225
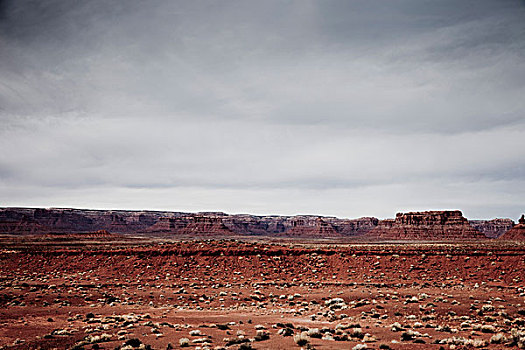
0, 207, 510, 240
146, 215, 234, 236
0, 208, 379, 237
367, 210, 487, 240
469, 218, 515, 238
499, 215, 525, 240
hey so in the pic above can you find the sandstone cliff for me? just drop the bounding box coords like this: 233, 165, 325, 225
222, 215, 378, 237
469, 218, 515, 238
146, 215, 234, 236
0, 209, 51, 234
0, 208, 379, 237
367, 210, 486, 240
281, 217, 342, 238
0, 208, 179, 234
499, 215, 525, 240
0, 207, 503, 240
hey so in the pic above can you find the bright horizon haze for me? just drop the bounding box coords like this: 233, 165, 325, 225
1, 1, 524, 220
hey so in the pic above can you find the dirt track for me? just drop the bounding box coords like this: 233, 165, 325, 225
0, 238, 524, 349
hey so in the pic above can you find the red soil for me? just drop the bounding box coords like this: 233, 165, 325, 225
0, 238, 524, 349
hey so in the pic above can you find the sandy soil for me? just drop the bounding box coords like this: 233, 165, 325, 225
0, 237, 524, 349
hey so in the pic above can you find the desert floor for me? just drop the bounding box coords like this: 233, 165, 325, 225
0, 236, 524, 349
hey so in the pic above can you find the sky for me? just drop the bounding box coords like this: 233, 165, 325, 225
1, 0, 524, 220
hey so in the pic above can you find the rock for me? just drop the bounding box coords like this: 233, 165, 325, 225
146, 215, 234, 236
499, 215, 525, 240
469, 218, 515, 238
281, 217, 343, 238
366, 211, 486, 240
0, 206, 514, 240
0, 207, 165, 234
0, 207, 379, 237
224, 214, 378, 237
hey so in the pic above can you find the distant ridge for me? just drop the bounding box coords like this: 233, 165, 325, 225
366, 210, 487, 240
0, 207, 522, 240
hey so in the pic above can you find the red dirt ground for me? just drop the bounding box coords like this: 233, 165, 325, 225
0, 237, 524, 349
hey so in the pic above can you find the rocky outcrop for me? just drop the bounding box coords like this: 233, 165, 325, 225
1, 207, 377, 236
282, 217, 342, 237
326, 217, 379, 236
469, 218, 515, 238
0, 207, 505, 240
222, 215, 287, 235
0, 208, 180, 234
0, 210, 51, 234
222, 215, 378, 237
146, 215, 234, 236
33, 208, 94, 232
499, 215, 525, 240
367, 210, 486, 240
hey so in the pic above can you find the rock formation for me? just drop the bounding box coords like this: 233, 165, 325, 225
499, 214, 525, 240
0, 208, 179, 234
0, 210, 51, 234
469, 218, 515, 238
281, 217, 342, 238
146, 215, 234, 236
367, 210, 486, 240
222, 215, 378, 237
0, 207, 509, 240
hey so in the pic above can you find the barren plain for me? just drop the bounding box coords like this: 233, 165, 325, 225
1, 234, 524, 350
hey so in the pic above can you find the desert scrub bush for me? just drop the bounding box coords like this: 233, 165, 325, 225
294, 331, 309, 346
307, 328, 322, 338
254, 330, 270, 341
489, 333, 506, 344
179, 337, 190, 347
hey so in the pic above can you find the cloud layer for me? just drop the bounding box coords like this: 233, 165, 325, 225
1, 0, 524, 219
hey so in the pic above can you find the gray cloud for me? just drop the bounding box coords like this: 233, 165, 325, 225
1, 0, 524, 219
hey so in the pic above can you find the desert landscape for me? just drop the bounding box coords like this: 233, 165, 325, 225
2, 1, 525, 349
0, 208, 524, 350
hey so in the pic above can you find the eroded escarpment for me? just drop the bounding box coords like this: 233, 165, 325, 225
500, 215, 525, 240
366, 210, 487, 240
0, 208, 379, 238
470, 218, 516, 238
1, 207, 522, 240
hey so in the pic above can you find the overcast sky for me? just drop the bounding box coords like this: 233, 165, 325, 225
1, 0, 524, 219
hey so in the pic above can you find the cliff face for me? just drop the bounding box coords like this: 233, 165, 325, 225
0, 207, 502, 240
0, 210, 51, 234
145, 215, 376, 237
0, 208, 378, 237
499, 215, 525, 240
222, 215, 378, 237
0, 208, 178, 234
281, 217, 342, 238
367, 210, 486, 240
146, 215, 234, 236
499, 224, 525, 240
469, 219, 515, 238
